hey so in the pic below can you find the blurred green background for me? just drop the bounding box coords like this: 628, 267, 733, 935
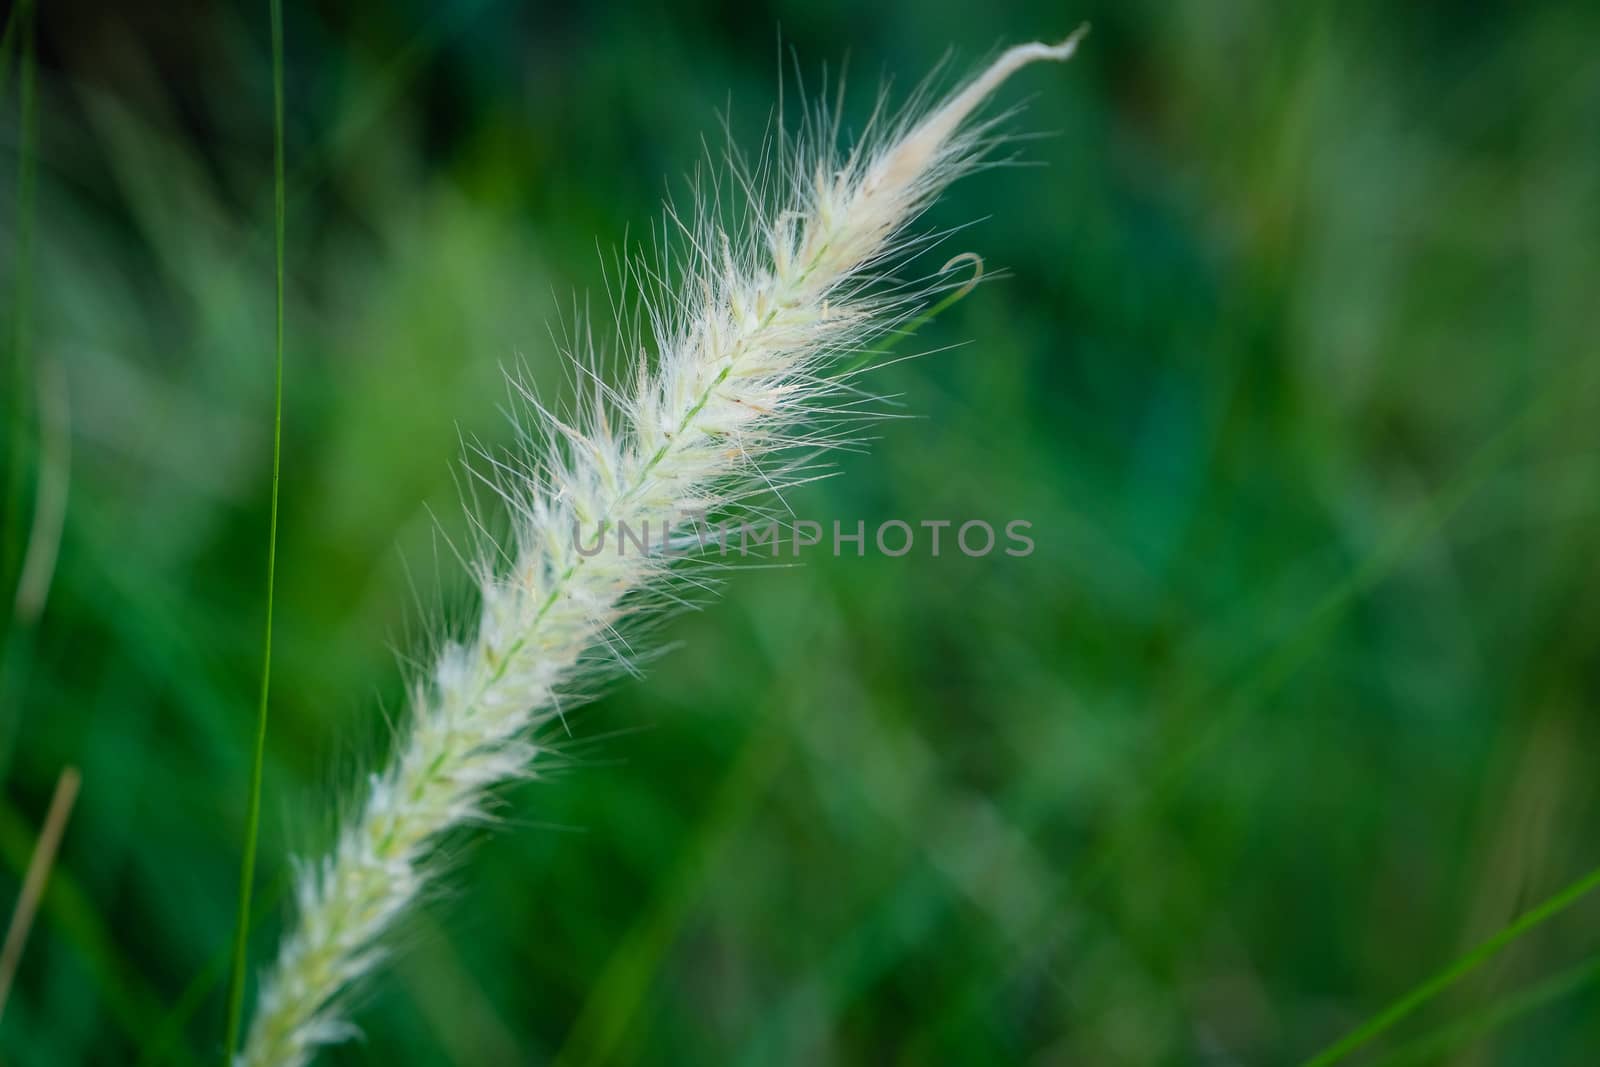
3, 0, 1600, 1063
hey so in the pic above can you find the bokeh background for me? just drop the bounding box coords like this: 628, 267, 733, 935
3, 0, 1600, 1063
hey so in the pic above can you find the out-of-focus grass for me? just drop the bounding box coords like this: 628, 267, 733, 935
3, 1, 1600, 1064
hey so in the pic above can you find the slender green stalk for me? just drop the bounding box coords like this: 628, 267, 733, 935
223, 0, 286, 1060
0, 0, 39, 788
1302, 861, 1600, 1066
3, 0, 37, 613
1366, 952, 1600, 1067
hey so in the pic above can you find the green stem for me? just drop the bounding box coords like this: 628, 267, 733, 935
1302, 861, 1600, 1066
223, 0, 286, 1060
0, 0, 39, 789
3, 0, 37, 615
1366, 951, 1600, 1067
839, 252, 983, 376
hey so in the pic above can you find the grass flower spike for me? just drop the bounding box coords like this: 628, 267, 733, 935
239, 30, 1086, 1067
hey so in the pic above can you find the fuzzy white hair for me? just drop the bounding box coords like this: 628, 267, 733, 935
239, 29, 1086, 1067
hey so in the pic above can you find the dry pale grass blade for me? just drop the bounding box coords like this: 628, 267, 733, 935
0, 765, 83, 1021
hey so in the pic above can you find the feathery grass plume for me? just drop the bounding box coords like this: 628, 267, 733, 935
238, 29, 1086, 1067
